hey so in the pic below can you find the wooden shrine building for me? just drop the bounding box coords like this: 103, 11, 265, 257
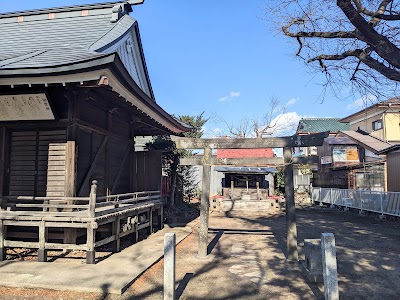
0, 1, 189, 263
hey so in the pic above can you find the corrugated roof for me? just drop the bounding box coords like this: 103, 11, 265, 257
297, 118, 349, 134
338, 131, 393, 154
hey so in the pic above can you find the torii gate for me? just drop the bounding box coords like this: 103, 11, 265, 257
172, 132, 328, 261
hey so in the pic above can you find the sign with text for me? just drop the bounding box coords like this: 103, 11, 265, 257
321, 156, 332, 164
0, 93, 54, 121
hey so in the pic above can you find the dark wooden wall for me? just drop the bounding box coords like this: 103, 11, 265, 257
387, 151, 400, 192
0, 85, 162, 197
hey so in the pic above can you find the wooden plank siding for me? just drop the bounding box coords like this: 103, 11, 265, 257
387, 151, 400, 192
8, 130, 67, 197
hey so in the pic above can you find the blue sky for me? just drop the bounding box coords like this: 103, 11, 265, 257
0, 0, 369, 136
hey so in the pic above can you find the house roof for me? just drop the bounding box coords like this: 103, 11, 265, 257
296, 118, 349, 134
0, 1, 190, 134
340, 97, 400, 122
338, 131, 393, 154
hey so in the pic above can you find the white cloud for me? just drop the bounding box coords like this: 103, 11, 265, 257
346, 94, 377, 110
263, 112, 302, 136
202, 126, 222, 138
218, 91, 241, 102
285, 97, 298, 107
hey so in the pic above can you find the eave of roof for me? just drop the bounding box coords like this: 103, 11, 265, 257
214, 166, 277, 174
0, 54, 190, 134
338, 131, 392, 154
0, 1, 143, 18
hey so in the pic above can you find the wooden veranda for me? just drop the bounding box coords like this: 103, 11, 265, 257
0, 181, 163, 264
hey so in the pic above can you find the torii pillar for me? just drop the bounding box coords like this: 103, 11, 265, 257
198, 147, 211, 257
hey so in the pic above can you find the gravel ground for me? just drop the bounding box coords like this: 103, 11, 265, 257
0, 205, 399, 299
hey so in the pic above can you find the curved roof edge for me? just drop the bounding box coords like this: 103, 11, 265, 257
0, 54, 190, 134
0, 1, 144, 18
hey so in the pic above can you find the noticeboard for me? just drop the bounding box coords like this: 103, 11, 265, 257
0, 93, 55, 121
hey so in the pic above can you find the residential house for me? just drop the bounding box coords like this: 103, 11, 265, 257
294, 118, 349, 190
340, 97, 400, 143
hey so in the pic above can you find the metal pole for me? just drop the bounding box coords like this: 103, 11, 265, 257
284, 147, 298, 261
199, 147, 211, 258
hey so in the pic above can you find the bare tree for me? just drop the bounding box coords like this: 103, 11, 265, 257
270, 0, 400, 99
215, 97, 298, 138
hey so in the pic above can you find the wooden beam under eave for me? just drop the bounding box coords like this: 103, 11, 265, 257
179, 156, 284, 166
292, 156, 319, 165
171, 132, 329, 149
179, 155, 319, 166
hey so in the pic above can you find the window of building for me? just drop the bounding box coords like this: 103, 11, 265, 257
372, 119, 383, 131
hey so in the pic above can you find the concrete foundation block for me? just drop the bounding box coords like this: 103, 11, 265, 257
379, 214, 386, 220
301, 239, 323, 282
359, 210, 366, 215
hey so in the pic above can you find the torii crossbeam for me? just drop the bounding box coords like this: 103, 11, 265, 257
172, 132, 328, 261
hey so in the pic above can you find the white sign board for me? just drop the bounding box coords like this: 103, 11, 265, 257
0, 93, 55, 121
321, 156, 332, 165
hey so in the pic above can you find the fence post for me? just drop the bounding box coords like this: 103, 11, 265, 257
319, 188, 322, 205
164, 233, 176, 300
321, 233, 339, 300
379, 192, 385, 219
88, 180, 97, 218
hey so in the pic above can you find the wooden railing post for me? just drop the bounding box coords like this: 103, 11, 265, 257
87, 180, 97, 264
0, 220, 4, 261
38, 220, 47, 262
88, 180, 97, 218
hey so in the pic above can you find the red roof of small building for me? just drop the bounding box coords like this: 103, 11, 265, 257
217, 148, 274, 159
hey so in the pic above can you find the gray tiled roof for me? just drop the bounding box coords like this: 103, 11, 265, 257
0, 4, 135, 70
297, 118, 349, 134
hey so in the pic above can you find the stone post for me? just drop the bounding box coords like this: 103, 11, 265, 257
199, 147, 211, 258
164, 233, 176, 300
284, 147, 298, 261
321, 233, 339, 300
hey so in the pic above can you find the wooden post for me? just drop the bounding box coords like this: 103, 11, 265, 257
0, 220, 4, 261
88, 180, 97, 218
149, 207, 153, 234
160, 205, 164, 229
284, 147, 298, 261
86, 222, 97, 264
135, 212, 139, 242
87, 181, 97, 264
112, 216, 121, 252
64, 141, 77, 246
38, 220, 47, 262
199, 147, 211, 258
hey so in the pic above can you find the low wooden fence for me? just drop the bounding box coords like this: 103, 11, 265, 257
0, 181, 163, 264
311, 187, 400, 217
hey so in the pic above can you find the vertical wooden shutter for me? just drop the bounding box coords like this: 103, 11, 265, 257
8, 129, 67, 196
